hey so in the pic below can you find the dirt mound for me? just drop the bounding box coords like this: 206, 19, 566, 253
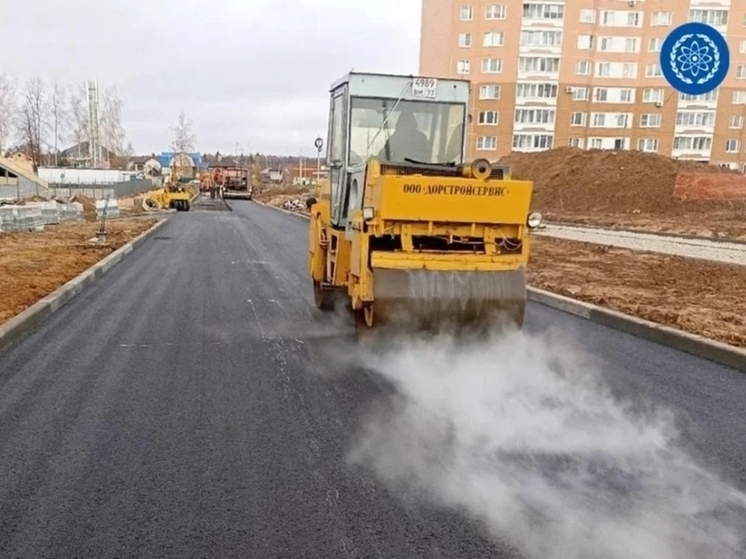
498, 147, 745, 217
70, 195, 97, 221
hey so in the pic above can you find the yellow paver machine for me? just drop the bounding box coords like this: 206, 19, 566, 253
306, 72, 542, 338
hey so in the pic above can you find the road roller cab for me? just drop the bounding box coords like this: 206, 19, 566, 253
306, 72, 541, 338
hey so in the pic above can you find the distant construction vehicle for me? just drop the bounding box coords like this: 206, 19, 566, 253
305, 72, 541, 338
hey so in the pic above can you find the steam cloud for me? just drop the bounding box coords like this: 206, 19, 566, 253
345, 329, 746, 559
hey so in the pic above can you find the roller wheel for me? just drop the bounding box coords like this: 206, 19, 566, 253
184, 201, 190, 212
353, 305, 378, 346
313, 281, 335, 311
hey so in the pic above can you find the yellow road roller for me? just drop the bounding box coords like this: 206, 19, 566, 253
306, 72, 541, 338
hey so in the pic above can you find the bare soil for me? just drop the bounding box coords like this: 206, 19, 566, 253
528, 236, 746, 349
499, 147, 746, 239
0, 218, 159, 324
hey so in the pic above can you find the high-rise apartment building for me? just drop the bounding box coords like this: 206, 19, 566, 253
420, 0, 746, 168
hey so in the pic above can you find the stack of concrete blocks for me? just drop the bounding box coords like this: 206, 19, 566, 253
0, 201, 85, 232
95, 198, 120, 220
61, 202, 84, 222
0, 205, 44, 232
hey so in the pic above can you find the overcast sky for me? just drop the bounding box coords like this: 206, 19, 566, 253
2, 0, 421, 156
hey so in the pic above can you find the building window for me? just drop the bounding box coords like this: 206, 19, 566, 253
580, 9, 596, 23
460, 5, 473, 20
481, 58, 502, 73
514, 108, 555, 124
520, 30, 563, 47
519, 56, 560, 73
601, 10, 641, 27
476, 136, 497, 150
640, 114, 661, 127
516, 82, 558, 99
572, 87, 588, 101
456, 60, 470, 74
592, 113, 606, 127
620, 89, 633, 103
637, 139, 658, 152
733, 91, 746, 104
523, 3, 564, 20
570, 112, 586, 126
458, 32, 472, 47
646, 63, 662, 77
594, 88, 608, 102
673, 136, 712, 151
648, 38, 662, 52
569, 137, 585, 148
738, 66, 746, 79
590, 138, 603, 149
596, 62, 611, 77
479, 84, 500, 99
676, 111, 715, 127
643, 89, 664, 103
483, 31, 504, 47
576, 60, 592, 75
485, 4, 506, 20
651, 12, 672, 26
478, 110, 499, 125
726, 139, 740, 153
512, 134, 553, 150
688, 9, 728, 26
681, 91, 719, 102
730, 115, 743, 129
577, 35, 593, 50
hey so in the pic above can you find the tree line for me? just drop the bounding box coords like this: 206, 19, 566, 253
0, 72, 130, 168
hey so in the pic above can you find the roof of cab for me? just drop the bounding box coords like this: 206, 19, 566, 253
328, 71, 470, 92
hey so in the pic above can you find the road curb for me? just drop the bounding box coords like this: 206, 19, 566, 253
528, 287, 746, 372
253, 199, 311, 220
0, 218, 169, 352
255, 201, 746, 372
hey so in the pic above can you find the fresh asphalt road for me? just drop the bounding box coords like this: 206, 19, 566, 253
0, 198, 744, 558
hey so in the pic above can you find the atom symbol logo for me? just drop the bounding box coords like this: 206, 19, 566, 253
677, 40, 713, 78
661, 22, 729, 95
670, 33, 721, 86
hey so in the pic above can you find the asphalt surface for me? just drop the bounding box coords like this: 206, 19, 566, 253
0, 197, 744, 558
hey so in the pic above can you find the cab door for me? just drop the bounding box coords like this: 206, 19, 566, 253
327, 86, 349, 228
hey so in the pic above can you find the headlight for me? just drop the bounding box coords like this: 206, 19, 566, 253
527, 212, 542, 228
362, 206, 374, 220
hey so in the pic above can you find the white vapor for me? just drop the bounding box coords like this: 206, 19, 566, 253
345, 329, 746, 559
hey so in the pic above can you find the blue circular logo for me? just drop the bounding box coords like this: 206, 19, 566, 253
660, 22, 730, 95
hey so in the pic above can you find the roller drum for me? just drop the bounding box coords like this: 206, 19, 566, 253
367, 267, 527, 335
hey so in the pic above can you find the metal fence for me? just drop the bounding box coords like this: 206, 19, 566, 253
47, 178, 159, 200
0, 178, 51, 200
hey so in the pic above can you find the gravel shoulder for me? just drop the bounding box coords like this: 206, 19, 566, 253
536, 224, 746, 266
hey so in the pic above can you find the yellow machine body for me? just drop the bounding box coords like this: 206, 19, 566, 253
307, 72, 538, 336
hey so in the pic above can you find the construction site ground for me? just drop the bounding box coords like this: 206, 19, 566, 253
500, 147, 746, 240
0, 218, 158, 324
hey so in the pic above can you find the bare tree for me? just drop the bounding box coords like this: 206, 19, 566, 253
0, 73, 16, 155
50, 81, 68, 165
170, 111, 195, 153
100, 85, 126, 161
18, 77, 49, 168
67, 82, 88, 159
